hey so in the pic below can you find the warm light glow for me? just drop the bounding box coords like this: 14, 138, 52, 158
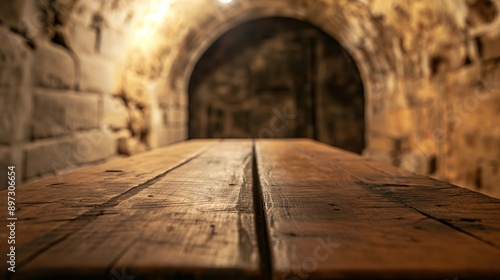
134, 0, 174, 42
147, 0, 171, 24
219, 0, 232, 3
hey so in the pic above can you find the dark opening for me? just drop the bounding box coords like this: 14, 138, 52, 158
428, 156, 438, 174
188, 17, 365, 153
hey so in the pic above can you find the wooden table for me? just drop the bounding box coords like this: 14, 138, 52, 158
1, 139, 500, 279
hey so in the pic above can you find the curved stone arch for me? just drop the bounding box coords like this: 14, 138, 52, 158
170, 3, 393, 147
175, 5, 380, 96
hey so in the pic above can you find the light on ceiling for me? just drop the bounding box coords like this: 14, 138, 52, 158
219, 0, 232, 4
134, 0, 173, 41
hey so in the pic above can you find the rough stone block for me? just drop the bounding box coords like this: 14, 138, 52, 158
170, 90, 182, 107
24, 128, 116, 179
33, 42, 75, 89
157, 90, 172, 107
32, 90, 99, 139
480, 35, 500, 61
0, 88, 32, 144
101, 2, 132, 30
0, 0, 26, 28
178, 106, 188, 124
478, 160, 500, 198
481, 133, 500, 161
68, 0, 101, 27
114, 129, 132, 141
156, 125, 170, 148
122, 72, 150, 104
127, 103, 146, 137
165, 127, 175, 145
363, 149, 395, 166
166, 106, 177, 125
99, 28, 127, 60
167, 125, 186, 144
0, 27, 32, 88
179, 125, 187, 140
165, 106, 187, 128
446, 64, 481, 89
446, 45, 467, 70
366, 133, 396, 152
79, 54, 115, 93
102, 95, 129, 130
23, 0, 50, 38
72, 129, 116, 164
67, 22, 96, 54
179, 92, 188, 107
371, 108, 413, 138
24, 137, 74, 179
147, 104, 166, 149
482, 62, 500, 89
118, 137, 145, 156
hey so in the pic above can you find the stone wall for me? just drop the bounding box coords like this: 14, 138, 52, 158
0, 0, 499, 199
0, 0, 163, 185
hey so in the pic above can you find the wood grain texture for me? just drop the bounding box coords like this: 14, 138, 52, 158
0, 140, 221, 278
291, 139, 500, 249
255, 139, 500, 280
10, 140, 261, 279
1, 139, 500, 279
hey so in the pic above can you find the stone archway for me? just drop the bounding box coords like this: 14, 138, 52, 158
166, 2, 390, 155
187, 17, 365, 153
159, 0, 466, 174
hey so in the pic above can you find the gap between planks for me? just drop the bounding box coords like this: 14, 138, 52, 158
9, 139, 500, 279
256, 140, 500, 280
252, 140, 273, 280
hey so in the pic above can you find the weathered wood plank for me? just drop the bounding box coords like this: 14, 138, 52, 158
290, 139, 500, 248
14, 140, 261, 279
2, 139, 500, 279
0, 140, 219, 276
255, 139, 500, 279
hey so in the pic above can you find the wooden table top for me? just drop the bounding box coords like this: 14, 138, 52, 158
1, 139, 499, 279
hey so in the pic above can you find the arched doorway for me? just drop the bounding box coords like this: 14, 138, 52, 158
188, 17, 365, 153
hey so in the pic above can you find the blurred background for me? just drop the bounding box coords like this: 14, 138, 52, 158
0, 0, 499, 198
